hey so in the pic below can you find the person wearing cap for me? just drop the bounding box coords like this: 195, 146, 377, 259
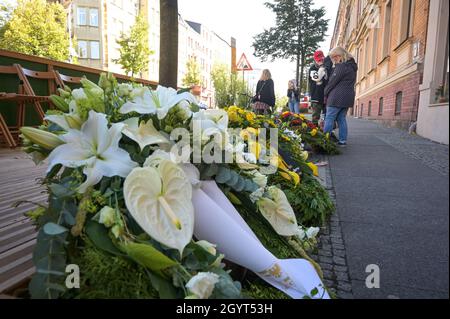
309, 50, 332, 126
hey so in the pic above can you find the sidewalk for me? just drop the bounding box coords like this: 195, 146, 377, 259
329, 118, 449, 299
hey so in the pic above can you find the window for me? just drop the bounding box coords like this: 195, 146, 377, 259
360, 103, 364, 117
89, 8, 99, 27
395, 92, 403, 115
399, 0, 414, 44
78, 40, 88, 58
368, 101, 372, 116
77, 7, 87, 26
90, 41, 100, 59
382, 1, 392, 58
378, 97, 384, 115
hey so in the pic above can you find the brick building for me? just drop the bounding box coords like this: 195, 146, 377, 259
330, 0, 430, 130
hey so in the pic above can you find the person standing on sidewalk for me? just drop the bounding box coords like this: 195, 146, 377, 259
252, 69, 276, 115
324, 47, 358, 146
287, 80, 300, 113
309, 50, 329, 125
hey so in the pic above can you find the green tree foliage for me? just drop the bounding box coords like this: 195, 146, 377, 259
211, 64, 252, 109
182, 57, 202, 87
0, 0, 71, 61
114, 13, 152, 78
252, 0, 328, 92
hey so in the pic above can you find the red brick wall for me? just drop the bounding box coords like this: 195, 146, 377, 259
353, 71, 421, 129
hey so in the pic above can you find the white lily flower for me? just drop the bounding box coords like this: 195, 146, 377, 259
185, 272, 220, 299
196, 240, 217, 256
192, 109, 229, 132
122, 117, 170, 151
47, 111, 138, 193
120, 85, 196, 120
306, 227, 320, 239
123, 159, 194, 255
71, 88, 87, 100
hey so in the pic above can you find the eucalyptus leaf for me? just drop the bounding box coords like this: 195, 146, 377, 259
43, 223, 68, 236
215, 167, 231, 184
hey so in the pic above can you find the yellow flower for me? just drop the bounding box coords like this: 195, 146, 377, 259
278, 157, 300, 186
307, 162, 319, 177
325, 133, 330, 140
302, 123, 308, 129
228, 111, 240, 123
245, 112, 256, 122
310, 128, 318, 137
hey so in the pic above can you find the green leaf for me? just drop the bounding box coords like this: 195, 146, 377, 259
215, 167, 231, 184
43, 222, 68, 236
85, 220, 124, 256
121, 242, 178, 273
146, 271, 178, 299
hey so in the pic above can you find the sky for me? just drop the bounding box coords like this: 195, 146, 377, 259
178, 0, 340, 96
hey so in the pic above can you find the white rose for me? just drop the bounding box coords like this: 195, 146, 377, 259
296, 227, 306, 240
251, 171, 268, 189
99, 206, 115, 228
196, 240, 217, 256
185, 272, 220, 299
306, 227, 320, 239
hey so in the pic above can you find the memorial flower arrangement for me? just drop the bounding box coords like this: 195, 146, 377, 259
20, 73, 330, 299
275, 111, 339, 155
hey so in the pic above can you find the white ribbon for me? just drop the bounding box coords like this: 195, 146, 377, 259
192, 181, 330, 299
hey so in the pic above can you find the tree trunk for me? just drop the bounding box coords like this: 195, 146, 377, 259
159, 0, 178, 88
299, 52, 305, 95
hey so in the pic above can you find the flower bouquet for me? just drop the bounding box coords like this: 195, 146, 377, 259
20, 73, 329, 299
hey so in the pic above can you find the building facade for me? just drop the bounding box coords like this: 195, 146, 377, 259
416, 0, 449, 144
331, 0, 430, 131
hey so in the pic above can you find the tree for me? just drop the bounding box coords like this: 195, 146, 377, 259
211, 64, 252, 108
252, 0, 328, 92
159, 0, 178, 88
0, 0, 71, 61
114, 13, 152, 78
182, 57, 202, 87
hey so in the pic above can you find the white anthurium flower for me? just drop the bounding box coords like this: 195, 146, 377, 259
120, 85, 196, 120
143, 149, 173, 167
123, 159, 194, 255
178, 100, 193, 119
122, 117, 170, 151
47, 111, 138, 193
306, 227, 320, 239
185, 272, 220, 299
257, 186, 299, 236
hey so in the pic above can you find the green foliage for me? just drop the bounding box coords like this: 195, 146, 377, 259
211, 64, 252, 108
252, 0, 328, 90
67, 239, 159, 299
0, 0, 72, 61
275, 95, 289, 113
113, 13, 152, 77
283, 176, 334, 226
182, 57, 202, 87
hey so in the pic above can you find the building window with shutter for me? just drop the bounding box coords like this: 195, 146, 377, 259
395, 92, 403, 115
399, 0, 414, 45
368, 101, 372, 116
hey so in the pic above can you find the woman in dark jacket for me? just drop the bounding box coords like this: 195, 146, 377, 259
287, 80, 300, 113
253, 69, 275, 115
324, 47, 358, 146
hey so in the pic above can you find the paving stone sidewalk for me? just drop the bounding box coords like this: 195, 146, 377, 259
322, 118, 449, 299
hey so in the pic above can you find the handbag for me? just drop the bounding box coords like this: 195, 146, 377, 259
252, 81, 267, 103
